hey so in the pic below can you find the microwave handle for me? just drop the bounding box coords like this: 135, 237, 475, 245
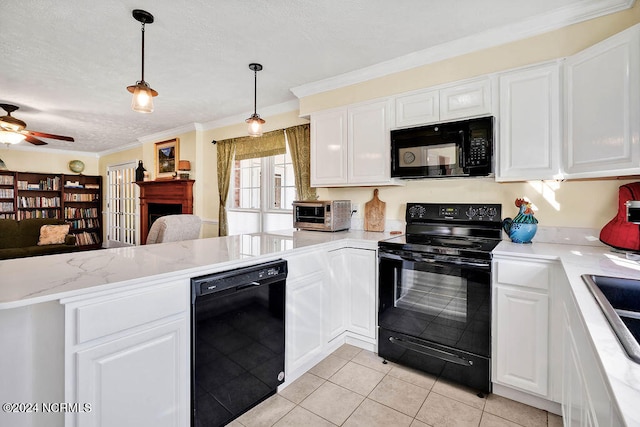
458, 130, 466, 169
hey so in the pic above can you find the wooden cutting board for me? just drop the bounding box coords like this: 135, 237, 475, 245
364, 189, 386, 232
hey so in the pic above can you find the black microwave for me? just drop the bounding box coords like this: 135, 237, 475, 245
390, 116, 494, 179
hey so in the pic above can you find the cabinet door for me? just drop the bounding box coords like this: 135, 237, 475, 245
74, 319, 188, 427
494, 286, 549, 396
286, 271, 325, 374
440, 78, 492, 121
395, 89, 440, 128
564, 25, 640, 177
326, 249, 348, 341
497, 63, 561, 181
346, 248, 377, 339
348, 100, 392, 185
310, 109, 348, 186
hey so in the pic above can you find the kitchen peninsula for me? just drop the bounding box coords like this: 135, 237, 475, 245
1, 230, 640, 427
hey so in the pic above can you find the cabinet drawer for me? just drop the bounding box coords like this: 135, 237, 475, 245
71, 281, 187, 345
285, 251, 326, 282
495, 260, 550, 290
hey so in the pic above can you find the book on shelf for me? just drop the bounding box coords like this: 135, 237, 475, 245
0, 175, 14, 185
74, 231, 100, 246
0, 188, 14, 198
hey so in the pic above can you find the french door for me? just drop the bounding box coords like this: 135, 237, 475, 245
106, 162, 139, 246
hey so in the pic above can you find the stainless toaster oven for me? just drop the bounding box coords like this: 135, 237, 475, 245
293, 200, 351, 232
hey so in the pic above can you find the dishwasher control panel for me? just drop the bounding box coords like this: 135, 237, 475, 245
191, 259, 288, 297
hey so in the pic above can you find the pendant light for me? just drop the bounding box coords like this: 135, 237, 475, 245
126, 9, 158, 113
246, 63, 265, 137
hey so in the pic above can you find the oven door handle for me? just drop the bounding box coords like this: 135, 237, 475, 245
379, 251, 490, 268
388, 336, 474, 367
379, 251, 436, 264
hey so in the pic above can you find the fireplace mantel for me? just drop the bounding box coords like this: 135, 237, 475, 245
136, 179, 194, 244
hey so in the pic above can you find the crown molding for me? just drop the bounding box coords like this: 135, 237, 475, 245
96, 140, 143, 157
290, 0, 635, 98
136, 122, 203, 144
1, 143, 100, 157
200, 99, 299, 131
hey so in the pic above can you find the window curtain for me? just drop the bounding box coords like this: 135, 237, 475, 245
216, 139, 235, 236
234, 130, 286, 160
285, 124, 317, 201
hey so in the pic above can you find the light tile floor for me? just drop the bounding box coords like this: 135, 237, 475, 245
231, 344, 564, 427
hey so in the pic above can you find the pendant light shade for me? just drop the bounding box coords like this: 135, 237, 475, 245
0, 130, 26, 145
127, 9, 158, 113
246, 63, 265, 137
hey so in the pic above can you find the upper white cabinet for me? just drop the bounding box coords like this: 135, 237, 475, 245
311, 99, 394, 187
564, 24, 640, 178
497, 62, 562, 181
439, 78, 492, 121
395, 89, 439, 128
394, 77, 492, 128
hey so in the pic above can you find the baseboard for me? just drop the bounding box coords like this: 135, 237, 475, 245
492, 383, 562, 415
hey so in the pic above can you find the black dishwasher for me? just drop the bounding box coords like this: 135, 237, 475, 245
191, 259, 287, 427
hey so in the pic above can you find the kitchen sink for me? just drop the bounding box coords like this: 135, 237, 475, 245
581, 275, 640, 363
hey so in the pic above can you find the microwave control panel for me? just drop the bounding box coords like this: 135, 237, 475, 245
468, 129, 490, 167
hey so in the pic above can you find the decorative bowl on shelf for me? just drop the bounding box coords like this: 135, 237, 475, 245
68, 160, 85, 174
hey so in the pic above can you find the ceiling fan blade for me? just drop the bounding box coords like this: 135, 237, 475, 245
24, 135, 48, 145
26, 130, 74, 142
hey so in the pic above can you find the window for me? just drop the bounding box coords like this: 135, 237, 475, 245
228, 143, 297, 234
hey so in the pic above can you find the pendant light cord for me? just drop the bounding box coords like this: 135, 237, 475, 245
253, 68, 257, 115
140, 22, 146, 82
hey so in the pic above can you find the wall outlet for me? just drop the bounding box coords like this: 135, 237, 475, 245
352, 203, 360, 217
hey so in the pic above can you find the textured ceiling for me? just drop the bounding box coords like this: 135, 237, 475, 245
0, 0, 630, 153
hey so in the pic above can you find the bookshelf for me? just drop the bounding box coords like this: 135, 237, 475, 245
0, 171, 16, 219
1, 171, 103, 250
62, 174, 102, 249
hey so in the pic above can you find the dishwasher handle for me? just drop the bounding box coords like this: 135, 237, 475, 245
192, 259, 288, 299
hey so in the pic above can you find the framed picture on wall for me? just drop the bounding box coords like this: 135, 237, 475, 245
155, 138, 180, 179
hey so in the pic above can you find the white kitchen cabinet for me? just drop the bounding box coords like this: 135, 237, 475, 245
326, 247, 377, 343
494, 286, 549, 396
564, 23, 640, 178
284, 250, 328, 377
393, 77, 492, 129
497, 62, 562, 181
559, 273, 624, 427
395, 89, 440, 128
440, 78, 492, 121
310, 109, 348, 185
345, 248, 377, 340
62, 279, 190, 427
326, 249, 348, 341
492, 257, 557, 399
311, 99, 396, 187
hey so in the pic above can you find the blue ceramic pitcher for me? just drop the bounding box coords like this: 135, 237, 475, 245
502, 198, 538, 244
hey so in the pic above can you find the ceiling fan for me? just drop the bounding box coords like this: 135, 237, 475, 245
0, 103, 74, 146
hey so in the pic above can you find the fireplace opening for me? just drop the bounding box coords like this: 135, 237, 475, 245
148, 203, 182, 230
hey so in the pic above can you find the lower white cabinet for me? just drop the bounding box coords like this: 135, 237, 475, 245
62, 279, 190, 427
345, 248, 377, 340
560, 276, 623, 426
285, 246, 377, 380
492, 257, 558, 400
327, 247, 377, 342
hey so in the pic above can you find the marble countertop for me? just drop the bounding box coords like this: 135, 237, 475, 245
494, 241, 640, 427
0, 229, 395, 310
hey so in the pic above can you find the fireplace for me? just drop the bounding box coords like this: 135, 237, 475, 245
136, 180, 194, 244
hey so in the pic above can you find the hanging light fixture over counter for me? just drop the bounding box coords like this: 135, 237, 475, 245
127, 9, 158, 113
246, 63, 265, 137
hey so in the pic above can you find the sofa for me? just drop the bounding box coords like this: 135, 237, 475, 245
0, 218, 79, 260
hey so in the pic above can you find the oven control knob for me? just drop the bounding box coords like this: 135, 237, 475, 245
466, 206, 477, 219
478, 207, 487, 217
487, 207, 498, 218
408, 205, 426, 219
